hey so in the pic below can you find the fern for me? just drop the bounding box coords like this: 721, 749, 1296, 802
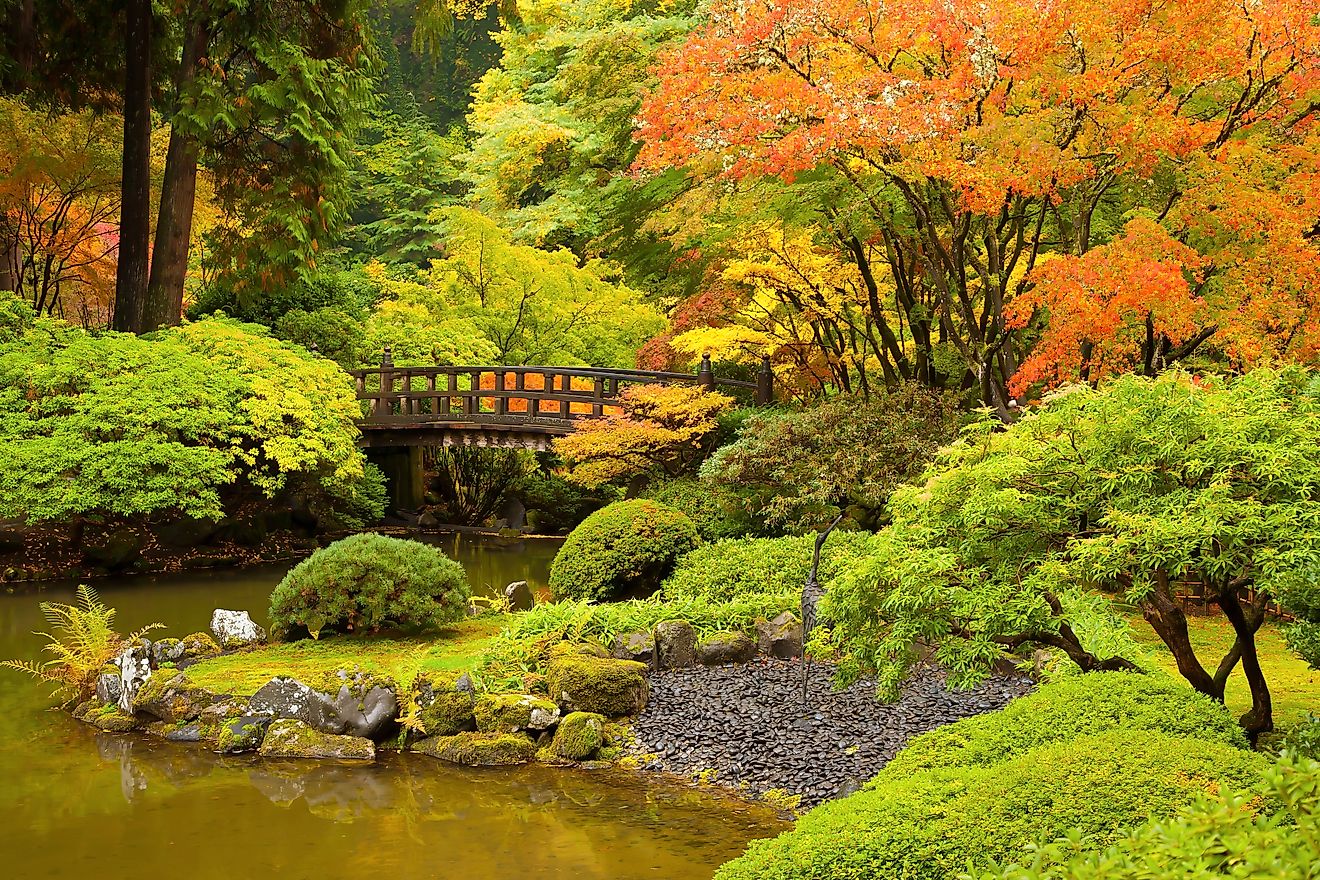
1, 585, 162, 705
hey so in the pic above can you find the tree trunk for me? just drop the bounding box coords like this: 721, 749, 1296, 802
0, 227, 17, 292
1141, 573, 1222, 699
143, 23, 208, 331
1218, 587, 1274, 741
111, 0, 152, 334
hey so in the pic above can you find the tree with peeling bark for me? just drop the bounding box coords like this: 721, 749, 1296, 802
823, 368, 1320, 740
636, 0, 1320, 412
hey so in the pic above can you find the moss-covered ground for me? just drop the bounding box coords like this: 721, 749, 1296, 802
181, 617, 505, 694
1124, 611, 1320, 730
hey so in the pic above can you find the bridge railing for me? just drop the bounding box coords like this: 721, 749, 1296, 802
350, 352, 773, 425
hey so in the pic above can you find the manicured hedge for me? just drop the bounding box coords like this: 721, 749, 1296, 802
662, 532, 876, 603
715, 729, 1267, 880
878, 672, 1249, 780
269, 533, 470, 638
548, 500, 699, 602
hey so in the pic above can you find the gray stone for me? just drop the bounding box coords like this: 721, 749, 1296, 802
696, 631, 757, 665
504, 580, 534, 612
96, 671, 123, 707
210, 609, 266, 649
112, 640, 153, 713
655, 620, 697, 669
258, 719, 376, 760
134, 671, 217, 723
610, 631, 657, 668
249, 673, 398, 740
417, 511, 440, 528
756, 611, 803, 659
165, 723, 203, 743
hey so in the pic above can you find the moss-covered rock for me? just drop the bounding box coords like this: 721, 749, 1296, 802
134, 671, 219, 723
258, 719, 375, 760
70, 699, 97, 721
546, 655, 649, 717
696, 631, 757, 665
474, 693, 561, 734
551, 712, 605, 760
407, 671, 477, 738
214, 714, 271, 754
87, 705, 139, 732
413, 731, 537, 766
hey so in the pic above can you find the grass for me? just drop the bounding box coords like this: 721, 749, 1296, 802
1124, 610, 1320, 731
181, 617, 506, 695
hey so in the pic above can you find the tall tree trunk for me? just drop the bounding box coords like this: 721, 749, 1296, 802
111, 0, 152, 334
143, 23, 208, 331
0, 227, 17, 292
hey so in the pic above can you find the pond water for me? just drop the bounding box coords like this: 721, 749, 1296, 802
0, 535, 787, 880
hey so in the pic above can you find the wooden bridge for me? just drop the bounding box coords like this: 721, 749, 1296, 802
348, 350, 774, 511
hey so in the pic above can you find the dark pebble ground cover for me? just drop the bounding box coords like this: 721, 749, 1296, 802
630, 659, 1033, 807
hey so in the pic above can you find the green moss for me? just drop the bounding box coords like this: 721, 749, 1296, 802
180, 618, 503, 695
413, 731, 536, 766
551, 712, 605, 760
215, 715, 269, 754
545, 654, 649, 717
87, 705, 138, 732
258, 719, 375, 760
179, 631, 221, 659
407, 670, 476, 737
134, 671, 218, 723
474, 693, 559, 733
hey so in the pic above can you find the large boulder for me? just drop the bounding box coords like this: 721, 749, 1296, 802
249, 672, 398, 740
134, 672, 218, 723
95, 668, 123, 707
258, 719, 376, 761
87, 705, 140, 732
473, 694, 560, 734
546, 655, 648, 717
550, 712, 605, 761
655, 620, 697, 669
112, 639, 153, 713
215, 714, 272, 754
210, 609, 266, 649
504, 580, 535, 612
407, 671, 476, 738
756, 611, 803, 659
413, 732, 536, 766
610, 631, 657, 668
696, 631, 757, 665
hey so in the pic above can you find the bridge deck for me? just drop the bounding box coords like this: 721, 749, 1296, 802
349, 353, 772, 448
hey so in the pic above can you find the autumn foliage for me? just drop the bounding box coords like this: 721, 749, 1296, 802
554, 384, 733, 488
637, 0, 1320, 405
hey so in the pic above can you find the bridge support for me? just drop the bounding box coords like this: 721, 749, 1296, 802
367, 446, 426, 513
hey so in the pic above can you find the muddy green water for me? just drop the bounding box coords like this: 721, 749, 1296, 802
0, 535, 786, 880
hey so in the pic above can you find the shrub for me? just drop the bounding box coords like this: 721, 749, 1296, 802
273, 307, 368, 370
643, 477, 767, 541
980, 755, 1319, 880
268, 534, 470, 639
663, 532, 877, 603
715, 729, 1268, 880
880, 673, 1249, 779
548, 500, 699, 602
703, 387, 963, 532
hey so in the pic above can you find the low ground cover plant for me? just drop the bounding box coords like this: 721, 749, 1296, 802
663, 532, 876, 603
268, 533, 470, 639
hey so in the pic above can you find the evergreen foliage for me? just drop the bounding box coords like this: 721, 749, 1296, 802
549, 500, 699, 602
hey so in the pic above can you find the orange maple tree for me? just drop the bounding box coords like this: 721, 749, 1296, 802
636, 0, 1320, 405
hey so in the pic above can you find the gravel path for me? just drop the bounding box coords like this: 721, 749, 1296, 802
630, 659, 1032, 807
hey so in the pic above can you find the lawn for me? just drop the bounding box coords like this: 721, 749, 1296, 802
1124, 610, 1320, 731
181, 617, 506, 695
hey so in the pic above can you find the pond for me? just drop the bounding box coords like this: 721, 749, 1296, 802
0, 534, 787, 880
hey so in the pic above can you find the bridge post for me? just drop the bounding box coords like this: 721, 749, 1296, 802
367, 445, 426, 514
756, 355, 774, 405
697, 353, 715, 392
376, 347, 395, 417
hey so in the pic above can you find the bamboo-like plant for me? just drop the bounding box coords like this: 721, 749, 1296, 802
1, 585, 162, 705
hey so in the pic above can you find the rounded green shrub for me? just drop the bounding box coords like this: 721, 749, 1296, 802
269, 533, 470, 639
662, 532, 876, 603
879, 672, 1249, 780
715, 729, 1268, 880
642, 477, 765, 542
548, 499, 699, 601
